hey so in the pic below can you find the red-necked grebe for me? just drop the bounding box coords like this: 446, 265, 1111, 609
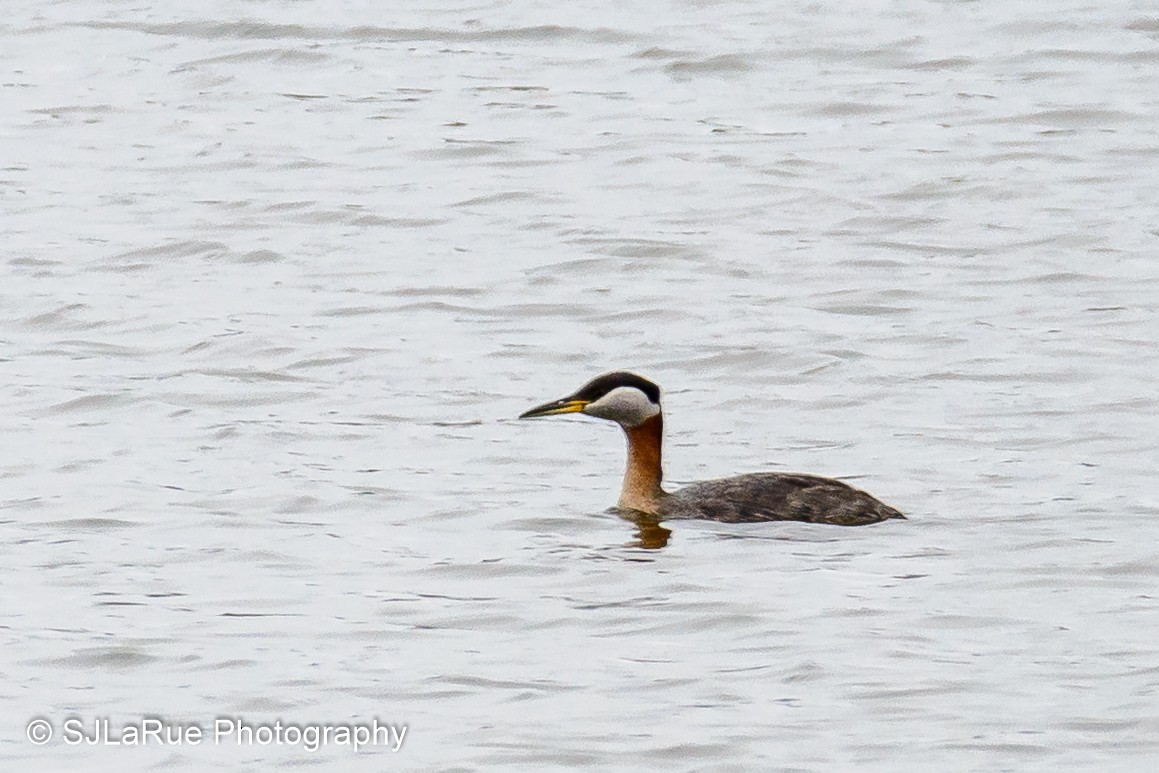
519, 371, 903, 526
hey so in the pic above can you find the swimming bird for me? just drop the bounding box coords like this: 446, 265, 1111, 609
519, 371, 903, 526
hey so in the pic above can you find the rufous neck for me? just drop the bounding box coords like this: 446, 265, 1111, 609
618, 414, 665, 513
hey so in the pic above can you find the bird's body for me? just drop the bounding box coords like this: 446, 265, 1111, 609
519, 371, 903, 527
659, 473, 903, 526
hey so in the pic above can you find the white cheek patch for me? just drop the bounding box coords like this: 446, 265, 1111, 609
583, 386, 660, 427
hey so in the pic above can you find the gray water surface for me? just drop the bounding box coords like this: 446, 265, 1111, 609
3, 1, 1159, 770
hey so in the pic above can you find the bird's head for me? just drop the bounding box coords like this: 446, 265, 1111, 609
519, 371, 661, 428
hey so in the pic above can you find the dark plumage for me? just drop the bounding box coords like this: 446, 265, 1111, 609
658, 472, 904, 526
570, 371, 660, 404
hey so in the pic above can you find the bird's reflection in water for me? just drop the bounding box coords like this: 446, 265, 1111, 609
614, 509, 671, 549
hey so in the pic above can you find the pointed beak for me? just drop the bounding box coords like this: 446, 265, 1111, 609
518, 396, 589, 419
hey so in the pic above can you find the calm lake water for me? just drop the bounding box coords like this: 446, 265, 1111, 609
3, 0, 1158, 770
